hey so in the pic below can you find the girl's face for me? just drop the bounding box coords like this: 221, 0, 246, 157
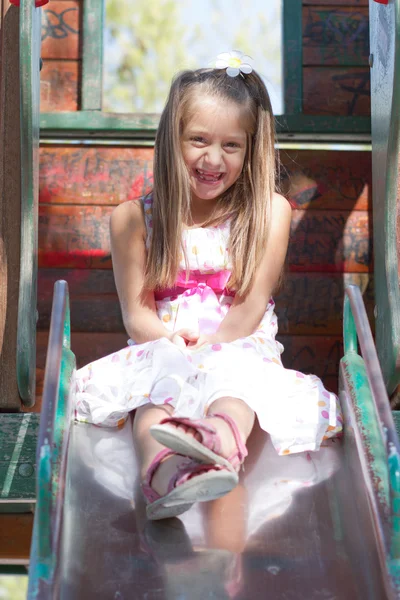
181, 95, 248, 206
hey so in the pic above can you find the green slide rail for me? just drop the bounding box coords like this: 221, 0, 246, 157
369, 0, 400, 395
27, 281, 76, 599
341, 284, 400, 594
16, 0, 41, 406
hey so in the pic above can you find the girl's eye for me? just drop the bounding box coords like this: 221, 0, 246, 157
226, 142, 240, 148
191, 136, 206, 144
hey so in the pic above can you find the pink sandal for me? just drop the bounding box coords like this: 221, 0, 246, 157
149, 412, 248, 473
143, 448, 238, 521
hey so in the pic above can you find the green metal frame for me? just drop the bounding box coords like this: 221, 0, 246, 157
17, 0, 41, 406
27, 280, 75, 599
369, 0, 400, 395
342, 284, 400, 589
81, 0, 104, 111
39, 111, 371, 139
283, 0, 302, 114
39, 0, 371, 139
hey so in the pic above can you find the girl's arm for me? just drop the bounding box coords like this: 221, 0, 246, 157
212, 193, 292, 344
110, 200, 171, 343
111, 200, 198, 347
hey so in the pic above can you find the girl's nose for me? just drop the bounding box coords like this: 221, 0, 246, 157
204, 145, 222, 168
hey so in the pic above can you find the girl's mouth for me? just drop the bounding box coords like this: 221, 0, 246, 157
195, 169, 224, 183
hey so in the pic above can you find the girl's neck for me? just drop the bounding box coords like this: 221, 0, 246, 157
186, 197, 221, 228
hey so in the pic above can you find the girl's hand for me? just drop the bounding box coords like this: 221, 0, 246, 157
169, 329, 200, 350
188, 334, 220, 350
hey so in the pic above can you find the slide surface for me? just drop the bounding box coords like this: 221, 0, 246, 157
56, 414, 391, 599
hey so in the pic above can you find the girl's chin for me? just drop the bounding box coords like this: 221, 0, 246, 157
192, 190, 223, 202
191, 182, 225, 200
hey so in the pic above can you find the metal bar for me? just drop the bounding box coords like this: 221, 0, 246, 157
17, 0, 41, 406
343, 294, 358, 355
35, 280, 67, 564
81, 0, 104, 111
370, 0, 400, 394
39, 111, 371, 138
38, 137, 372, 151
345, 284, 400, 459
283, 0, 303, 114
27, 280, 75, 599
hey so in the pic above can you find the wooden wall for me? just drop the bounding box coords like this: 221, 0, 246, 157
40, 0, 81, 112
32, 0, 372, 408
303, 0, 369, 116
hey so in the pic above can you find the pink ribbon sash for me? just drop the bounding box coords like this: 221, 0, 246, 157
154, 269, 234, 301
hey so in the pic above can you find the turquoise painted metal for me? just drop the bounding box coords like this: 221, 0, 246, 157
39, 110, 371, 141
369, 0, 400, 395
342, 284, 400, 592
27, 281, 76, 600
81, 0, 104, 111
16, 0, 41, 406
389, 446, 400, 558
283, 0, 303, 114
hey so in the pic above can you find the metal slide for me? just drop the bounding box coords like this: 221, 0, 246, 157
27, 281, 400, 599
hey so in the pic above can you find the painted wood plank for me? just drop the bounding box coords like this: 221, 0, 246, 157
303, 7, 369, 66
37, 269, 373, 335
0, 514, 33, 560
303, 67, 370, 116
39, 146, 153, 205
280, 150, 371, 210
38, 146, 371, 211
0, 3, 22, 409
37, 206, 371, 271
41, 1, 80, 60
289, 209, 371, 272
38, 205, 112, 268
36, 331, 129, 370
276, 272, 374, 335
0, 414, 39, 500
40, 59, 79, 111
278, 335, 342, 393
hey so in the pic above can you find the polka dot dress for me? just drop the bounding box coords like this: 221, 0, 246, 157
75, 197, 343, 455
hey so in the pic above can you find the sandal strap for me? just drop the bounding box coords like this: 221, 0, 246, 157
142, 448, 177, 503
169, 462, 224, 492
209, 412, 248, 470
143, 449, 223, 503
159, 416, 221, 454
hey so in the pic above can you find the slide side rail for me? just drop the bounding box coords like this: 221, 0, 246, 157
343, 284, 400, 592
27, 281, 76, 600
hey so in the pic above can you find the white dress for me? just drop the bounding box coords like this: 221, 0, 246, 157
75, 197, 343, 455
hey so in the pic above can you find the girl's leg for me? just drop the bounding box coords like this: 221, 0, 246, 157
169, 397, 255, 463
134, 404, 196, 497
203, 482, 247, 552
206, 397, 255, 458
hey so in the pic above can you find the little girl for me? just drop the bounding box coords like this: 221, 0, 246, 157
75, 54, 343, 520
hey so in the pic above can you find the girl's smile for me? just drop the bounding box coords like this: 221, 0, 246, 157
181, 96, 248, 209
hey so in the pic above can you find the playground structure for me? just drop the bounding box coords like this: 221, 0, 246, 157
1, 0, 400, 597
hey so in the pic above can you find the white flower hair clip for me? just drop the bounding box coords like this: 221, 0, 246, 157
214, 51, 253, 78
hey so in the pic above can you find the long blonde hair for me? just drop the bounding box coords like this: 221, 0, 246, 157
145, 68, 277, 296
